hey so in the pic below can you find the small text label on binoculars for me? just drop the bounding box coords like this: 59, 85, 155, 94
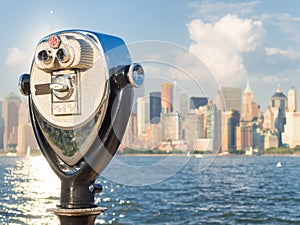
52, 102, 79, 116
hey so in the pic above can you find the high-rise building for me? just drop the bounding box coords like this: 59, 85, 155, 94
282, 112, 300, 148
149, 92, 161, 124
122, 112, 137, 147
263, 106, 275, 132
161, 83, 173, 113
179, 92, 189, 115
288, 87, 297, 112
190, 97, 208, 110
206, 103, 221, 152
17, 100, 39, 155
215, 86, 242, 113
182, 113, 204, 148
2, 93, 21, 152
164, 112, 181, 141
236, 122, 252, 151
269, 86, 287, 146
264, 131, 278, 149
242, 81, 261, 121
137, 97, 150, 136
221, 110, 240, 152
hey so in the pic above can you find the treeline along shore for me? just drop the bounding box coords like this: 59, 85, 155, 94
119, 146, 300, 156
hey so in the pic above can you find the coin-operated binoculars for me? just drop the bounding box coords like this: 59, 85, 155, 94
18, 30, 144, 225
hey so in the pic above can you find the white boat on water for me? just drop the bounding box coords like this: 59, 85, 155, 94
276, 162, 282, 168
194, 154, 203, 158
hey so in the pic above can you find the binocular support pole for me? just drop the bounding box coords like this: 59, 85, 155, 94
51, 180, 105, 225
52, 207, 105, 225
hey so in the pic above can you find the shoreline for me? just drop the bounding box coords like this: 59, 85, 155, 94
0, 153, 299, 157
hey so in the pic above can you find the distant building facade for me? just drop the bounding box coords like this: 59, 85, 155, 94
2, 93, 21, 152
288, 87, 297, 112
150, 92, 161, 124
216, 86, 242, 113
282, 112, 300, 148
161, 83, 173, 113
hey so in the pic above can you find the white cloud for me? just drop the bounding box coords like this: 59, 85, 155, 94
5, 47, 27, 67
261, 75, 280, 84
265, 47, 299, 60
261, 13, 300, 44
189, 0, 260, 21
187, 14, 265, 86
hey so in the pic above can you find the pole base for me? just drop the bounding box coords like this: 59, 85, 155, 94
48, 207, 107, 225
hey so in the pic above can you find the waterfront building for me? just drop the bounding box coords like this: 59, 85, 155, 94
137, 97, 150, 136
215, 86, 242, 113
264, 131, 278, 149
164, 112, 181, 141
17, 100, 38, 155
282, 112, 300, 148
236, 122, 252, 151
122, 112, 137, 147
252, 123, 265, 150
2, 93, 21, 152
149, 123, 162, 149
193, 138, 213, 152
221, 110, 240, 152
182, 113, 204, 149
179, 92, 189, 115
206, 103, 221, 152
263, 106, 275, 132
161, 83, 173, 114
288, 87, 297, 112
269, 86, 287, 146
149, 92, 161, 124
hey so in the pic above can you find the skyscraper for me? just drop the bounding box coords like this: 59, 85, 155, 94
206, 103, 221, 152
137, 97, 150, 136
269, 86, 287, 146
179, 92, 189, 115
149, 92, 161, 124
2, 93, 21, 152
216, 86, 242, 113
288, 87, 297, 112
17, 100, 39, 155
164, 112, 181, 141
282, 112, 300, 148
221, 110, 240, 152
236, 122, 252, 151
242, 81, 261, 121
182, 113, 203, 148
161, 83, 173, 113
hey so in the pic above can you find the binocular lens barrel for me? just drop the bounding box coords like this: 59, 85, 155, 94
56, 48, 70, 63
38, 50, 52, 64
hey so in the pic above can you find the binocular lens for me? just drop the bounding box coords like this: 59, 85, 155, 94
38, 50, 52, 63
56, 48, 69, 62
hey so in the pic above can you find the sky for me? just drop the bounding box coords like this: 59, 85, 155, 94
1, 0, 300, 111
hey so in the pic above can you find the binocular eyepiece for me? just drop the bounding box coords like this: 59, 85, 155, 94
19, 30, 144, 225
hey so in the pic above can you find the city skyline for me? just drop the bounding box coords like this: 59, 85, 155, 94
1, 1, 300, 111
1, 80, 299, 155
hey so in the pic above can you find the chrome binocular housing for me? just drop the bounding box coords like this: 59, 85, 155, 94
18, 30, 144, 223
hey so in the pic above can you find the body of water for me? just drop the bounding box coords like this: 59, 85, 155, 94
1, 155, 300, 224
